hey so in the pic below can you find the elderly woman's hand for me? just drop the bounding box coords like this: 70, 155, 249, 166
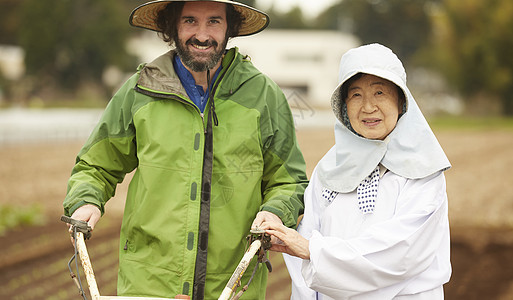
260, 222, 310, 260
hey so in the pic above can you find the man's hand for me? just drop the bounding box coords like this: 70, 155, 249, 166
69, 204, 101, 231
251, 211, 284, 246
251, 211, 282, 230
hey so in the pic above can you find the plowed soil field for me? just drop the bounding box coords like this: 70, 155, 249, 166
1, 128, 513, 299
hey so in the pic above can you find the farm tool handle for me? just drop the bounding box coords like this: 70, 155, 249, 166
61, 215, 100, 300
218, 229, 272, 300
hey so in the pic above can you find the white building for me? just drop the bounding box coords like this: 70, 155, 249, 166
232, 30, 359, 108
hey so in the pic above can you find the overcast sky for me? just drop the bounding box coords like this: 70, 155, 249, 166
256, 0, 338, 18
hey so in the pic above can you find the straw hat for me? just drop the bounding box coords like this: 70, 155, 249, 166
129, 0, 270, 36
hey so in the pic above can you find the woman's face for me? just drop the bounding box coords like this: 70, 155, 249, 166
345, 74, 401, 140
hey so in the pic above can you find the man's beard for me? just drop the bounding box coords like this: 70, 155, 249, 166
175, 36, 228, 72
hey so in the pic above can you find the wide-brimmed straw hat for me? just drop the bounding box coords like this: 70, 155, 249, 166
129, 0, 270, 36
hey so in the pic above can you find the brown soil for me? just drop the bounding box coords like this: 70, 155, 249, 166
1, 128, 513, 299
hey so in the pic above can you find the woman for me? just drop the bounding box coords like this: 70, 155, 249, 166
261, 44, 451, 299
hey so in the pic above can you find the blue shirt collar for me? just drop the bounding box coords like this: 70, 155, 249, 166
173, 54, 222, 113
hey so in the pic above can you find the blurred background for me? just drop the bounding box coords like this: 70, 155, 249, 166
1, 0, 513, 299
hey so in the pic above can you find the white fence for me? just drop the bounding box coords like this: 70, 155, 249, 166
0, 108, 103, 145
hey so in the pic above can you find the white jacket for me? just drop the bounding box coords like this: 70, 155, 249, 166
285, 167, 451, 299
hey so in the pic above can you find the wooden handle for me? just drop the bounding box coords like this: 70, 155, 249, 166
218, 240, 261, 300
76, 231, 101, 300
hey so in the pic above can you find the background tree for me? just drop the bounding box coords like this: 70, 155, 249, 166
270, 6, 307, 29
0, 0, 22, 45
249, 1, 308, 29
315, 0, 436, 64
18, 0, 135, 98
423, 0, 513, 115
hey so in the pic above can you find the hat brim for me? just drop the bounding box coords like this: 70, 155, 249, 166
129, 0, 270, 37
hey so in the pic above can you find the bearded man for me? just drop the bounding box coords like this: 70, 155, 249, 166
63, 1, 308, 299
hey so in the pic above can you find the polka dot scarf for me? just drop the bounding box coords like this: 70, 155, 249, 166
321, 188, 338, 206
357, 166, 380, 214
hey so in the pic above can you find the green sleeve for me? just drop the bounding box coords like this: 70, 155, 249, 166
260, 86, 308, 228
63, 75, 140, 216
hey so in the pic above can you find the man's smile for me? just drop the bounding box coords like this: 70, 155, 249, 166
191, 44, 210, 50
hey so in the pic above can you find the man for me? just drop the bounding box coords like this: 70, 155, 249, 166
63, 1, 308, 299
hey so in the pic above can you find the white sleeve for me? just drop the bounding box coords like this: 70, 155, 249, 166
302, 172, 450, 299
283, 168, 323, 299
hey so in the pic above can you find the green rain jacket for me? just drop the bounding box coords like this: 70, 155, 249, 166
64, 47, 308, 299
